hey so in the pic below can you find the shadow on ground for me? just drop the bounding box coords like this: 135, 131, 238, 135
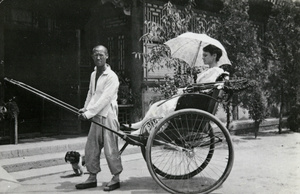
52, 177, 165, 193
117, 177, 164, 192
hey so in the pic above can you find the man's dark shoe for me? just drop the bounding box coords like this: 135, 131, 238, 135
103, 182, 120, 191
75, 182, 97, 189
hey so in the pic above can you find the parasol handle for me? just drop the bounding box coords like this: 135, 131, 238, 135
191, 41, 202, 66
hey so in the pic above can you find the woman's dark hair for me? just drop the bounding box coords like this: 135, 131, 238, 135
203, 44, 222, 61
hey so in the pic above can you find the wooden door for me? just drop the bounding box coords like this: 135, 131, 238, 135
56, 30, 81, 134
4, 28, 83, 134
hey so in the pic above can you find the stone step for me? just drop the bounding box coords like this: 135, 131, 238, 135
0, 135, 142, 178
0, 150, 84, 173
1, 142, 141, 174
0, 136, 87, 159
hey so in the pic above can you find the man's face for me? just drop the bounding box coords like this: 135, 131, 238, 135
92, 48, 108, 67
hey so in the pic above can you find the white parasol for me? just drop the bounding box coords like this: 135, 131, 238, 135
164, 32, 231, 67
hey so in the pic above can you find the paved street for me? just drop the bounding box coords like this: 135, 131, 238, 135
2, 129, 300, 194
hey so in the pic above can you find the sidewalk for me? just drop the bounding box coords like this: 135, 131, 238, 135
0, 134, 141, 193
2, 152, 160, 194
0, 166, 20, 193
1, 152, 152, 194
0, 135, 87, 193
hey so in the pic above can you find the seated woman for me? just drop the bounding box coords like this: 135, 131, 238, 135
127, 44, 228, 134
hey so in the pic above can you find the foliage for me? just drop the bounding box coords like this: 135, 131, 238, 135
242, 87, 267, 123
116, 72, 135, 104
0, 97, 19, 121
263, 2, 300, 133
152, 65, 204, 98
287, 103, 300, 132
153, 74, 178, 99
140, 0, 195, 44
216, 0, 265, 79
138, 0, 201, 97
264, 2, 300, 109
214, 0, 267, 137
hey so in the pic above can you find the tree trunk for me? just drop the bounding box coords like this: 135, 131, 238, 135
254, 121, 260, 139
278, 86, 284, 134
232, 105, 238, 121
226, 104, 231, 129
232, 94, 239, 120
278, 102, 283, 134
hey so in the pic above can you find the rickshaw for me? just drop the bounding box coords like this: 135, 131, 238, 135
4, 77, 251, 194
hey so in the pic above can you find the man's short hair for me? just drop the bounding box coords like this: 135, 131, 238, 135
92, 45, 108, 56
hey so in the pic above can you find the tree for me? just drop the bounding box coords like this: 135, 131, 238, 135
139, 0, 199, 98
264, 2, 300, 133
215, 0, 267, 138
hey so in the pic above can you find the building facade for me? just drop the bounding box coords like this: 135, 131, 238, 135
0, 0, 283, 141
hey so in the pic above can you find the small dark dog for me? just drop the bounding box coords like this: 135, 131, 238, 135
64, 151, 85, 176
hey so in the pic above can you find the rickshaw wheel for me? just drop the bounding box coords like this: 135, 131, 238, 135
145, 109, 234, 194
141, 128, 214, 179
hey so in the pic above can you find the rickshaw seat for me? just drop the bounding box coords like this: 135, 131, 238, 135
174, 89, 222, 115
174, 72, 228, 115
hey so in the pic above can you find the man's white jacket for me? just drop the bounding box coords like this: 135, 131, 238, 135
83, 65, 119, 119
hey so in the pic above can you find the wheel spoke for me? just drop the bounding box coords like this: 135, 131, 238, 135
146, 109, 234, 194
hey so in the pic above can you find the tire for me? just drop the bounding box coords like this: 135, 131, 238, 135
145, 109, 234, 194
141, 125, 215, 179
